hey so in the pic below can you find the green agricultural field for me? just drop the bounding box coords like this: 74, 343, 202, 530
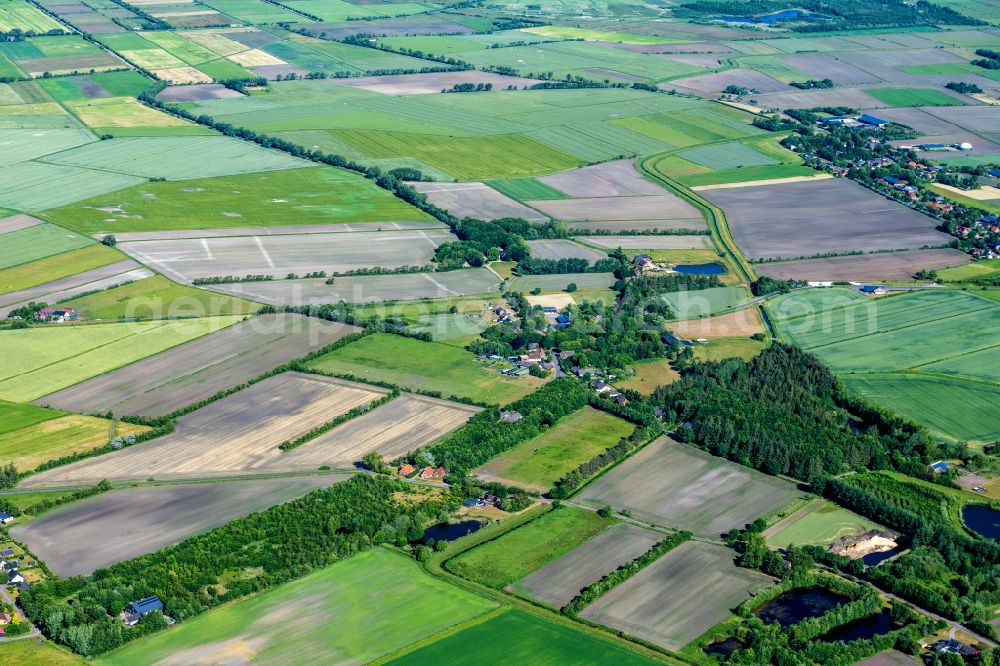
447, 507, 611, 588
866, 87, 965, 107
196, 58, 256, 81
47, 166, 431, 234
378, 34, 489, 55
676, 142, 780, 170
773, 288, 1000, 441
0, 639, 85, 666
743, 55, 811, 83
0, 0, 64, 33
521, 25, 689, 44
765, 499, 881, 549
928, 184, 1000, 216
0, 399, 64, 435
677, 164, 816, 187
307, 333, 542, 404
2, 128, 95, 167
0, 161, 144, 212
613, 109, 760, 147
0, 413, 149, 471
0, 489, 78, 512
487, 177, 569, 201
334, 129, 581, 180
662, 286, 748, 319
0, 245, 123, 295
509, 273, 616, 293
389, 609, 664, 665
476, 406, 635, 490
89, 70, 151, 97
62, 275, 260, 320
937, 258, 1000, 282
98, 549, 496, 666
0, 223, 94, 270
65, 97, 194, 130
0, 316, 241, 401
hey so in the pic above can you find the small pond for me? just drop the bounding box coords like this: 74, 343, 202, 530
705, 638, 746, 657
862, 546, 904, 567
755, 587, 850, 627
819, 610, 895, 643
717, 10, 827, 24
673, 262, 725, 275
963, 504, 1000, 541
423, 520, 483, 543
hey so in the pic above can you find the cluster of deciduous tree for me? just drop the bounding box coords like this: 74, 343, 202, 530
20, 475, 453, 656
419, 378, 590, 474
653, 345, 935, 484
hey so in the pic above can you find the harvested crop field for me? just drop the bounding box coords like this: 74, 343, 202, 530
332, 71, 543, 95
22, 373, 388, 487
701, 178, 953, 260
580, 541, 774, 651
37, 314, 359, 417
0, 316, 240, 402
119, 229, 456, 283
670, 309, 763, 339
409, 181, 547, 221
528, 195, 703, 225
526, 240, 607, 261
98, 549, 496, 666
95, 221, 445, 243
754, 249, 972, 281
12, 475, 348, 576
511, 524, 661, 609
576, 438, 801, 537
576, 235, 711, 250
272, 393, 479, 470
155, 83, 243, 101
537, 159, 664, 198
210, 269, 501, 305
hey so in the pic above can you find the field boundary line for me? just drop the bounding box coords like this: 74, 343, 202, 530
367, 603, 508, 665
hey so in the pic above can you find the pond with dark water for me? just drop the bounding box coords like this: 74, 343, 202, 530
754, 588, 849, 627
673, 262, 725, 275
819, 610, 895, 643
964, 504, 1000, 541
705, 638, 746, 656
717, 10, 827, 23
423, 520, 483, 543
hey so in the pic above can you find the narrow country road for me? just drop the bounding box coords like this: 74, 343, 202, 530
0, 584, 40, 641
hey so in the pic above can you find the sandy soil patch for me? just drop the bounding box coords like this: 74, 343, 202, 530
526, 293, 575, 308
226, 48, 286, 67
691, 173, 832, 190
153, 67, 213, 84
670, 309, 763, 338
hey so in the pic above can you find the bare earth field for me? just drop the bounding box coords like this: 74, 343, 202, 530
752, 87, 885, 110
526, 240, 607, 261
37, 314, 360, 417
0, 213, 42, 233
512, 524, 661, 609
529, 195, 703, 224
210, 269, 501, 305
853, 651, 923, 666
701, 178, 953, 260
670, 309, 763, 339
0, 259, 140, 308
580, 541, 774, 651
409, 182, 548, 221
103, 220, 445, 242
576, 235, 711, 250
119, 229, 457, 282
755, 249, 972, 281
332, 71, 544, 95
22, 373, 387, 487
666, 69, 790, 95
12, 475, 347, 576
155, 84, 244, 101
576, 438, 801, 537
538, 160, 664, 197
273, 393, 479, 470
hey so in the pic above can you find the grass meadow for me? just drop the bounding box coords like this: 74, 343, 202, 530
765, 499, 881, 549
0, 222, 94, 270
0, 639, 84, 666
692, 337, 767, 362
307, 333, 542, 404
865, 87, 965, 107
619, 358, 681, 394
0, 316, 241, 401
98, 549, 496, 666
447, 507, 612, 588
0, 414, 149, 471
476, 406, 634, 490
47, 166, 429, 234
388, 609, 664, 665
63, 276, 260, 320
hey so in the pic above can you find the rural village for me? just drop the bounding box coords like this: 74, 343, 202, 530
0, 0, 999, 663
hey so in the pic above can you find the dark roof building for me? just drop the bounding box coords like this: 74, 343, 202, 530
126, 595, 163, 617
859, 114, 888, 127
